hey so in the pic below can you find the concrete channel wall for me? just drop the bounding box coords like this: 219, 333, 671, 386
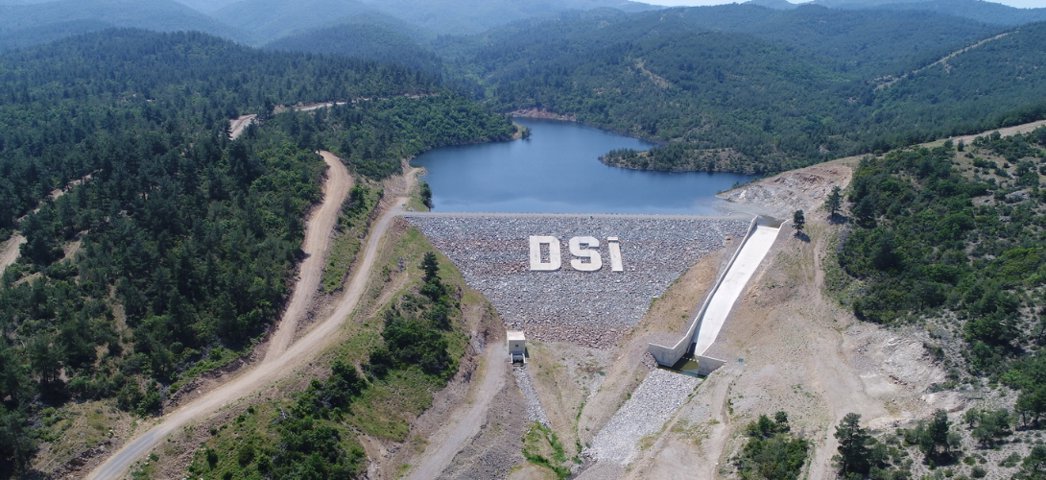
648, 215, 782, 371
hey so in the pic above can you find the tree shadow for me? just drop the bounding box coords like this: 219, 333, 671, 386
793, 231, 810, 242
828, 213, 850, 225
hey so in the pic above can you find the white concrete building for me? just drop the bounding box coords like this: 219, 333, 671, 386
507, 331, 527, 363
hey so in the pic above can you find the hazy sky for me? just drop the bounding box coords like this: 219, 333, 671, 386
643, 0, 1046, 8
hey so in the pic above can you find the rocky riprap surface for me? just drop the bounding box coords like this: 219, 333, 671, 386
586, 368, 701, 464
512, 364, 549, 426
405, 214, 749, 346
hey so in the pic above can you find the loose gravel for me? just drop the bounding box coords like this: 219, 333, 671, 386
586, 368, 701, 465
405, 214, 749, 346
513, 364, 550, 426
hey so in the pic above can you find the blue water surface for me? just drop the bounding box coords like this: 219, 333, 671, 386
411, 118, 754, 214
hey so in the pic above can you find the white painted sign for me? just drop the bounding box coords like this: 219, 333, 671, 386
529, 236, 624, 272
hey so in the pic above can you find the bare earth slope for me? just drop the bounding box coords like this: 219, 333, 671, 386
626, 119, 1046, 479
86, 153, 406, 480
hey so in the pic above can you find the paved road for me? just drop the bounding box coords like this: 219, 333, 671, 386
87, 162, 403, 480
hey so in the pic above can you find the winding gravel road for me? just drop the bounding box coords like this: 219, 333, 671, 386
0, 234, 25, 276
264, 151, 352, 362
406, 341, 508, 480
86, 153, 404, 480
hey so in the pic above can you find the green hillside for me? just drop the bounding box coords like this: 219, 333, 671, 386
212, 0, 408, 45
836, 128, 1045, 428
265, 23, 442, 74
815, 0, 1046, 26
0, 0, 243, 49
0, 29, 511, 478
445, 7, 1045, 174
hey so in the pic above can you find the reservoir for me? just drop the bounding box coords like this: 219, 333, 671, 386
412, 118, 754, 214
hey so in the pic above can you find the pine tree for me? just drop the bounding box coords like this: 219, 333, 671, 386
793, 209, 805, 234
421, 252, 440, 283
826, 186, 842, 219
834, 413, 872, 476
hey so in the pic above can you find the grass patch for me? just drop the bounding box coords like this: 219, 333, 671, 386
406, 178, 431, 212
167, 346, 243, 396
35, 401, 129, 469
129, 454, 159, 480
322, 183, 382, 294
523, 422, 571, 480
348, 368, 439, 441
822, 230, 862, 308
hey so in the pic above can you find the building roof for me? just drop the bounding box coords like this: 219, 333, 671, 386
507, 331, 526, 341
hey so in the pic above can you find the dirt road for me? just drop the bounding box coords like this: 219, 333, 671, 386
87, 164, 405, 480
228, 114, 257, 140
263, 151, 352, 362
406, 341, 508, 480
0, 234, 25, 276
951, 119, 1046, 146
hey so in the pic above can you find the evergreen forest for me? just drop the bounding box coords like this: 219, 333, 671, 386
0, 29, 511, 477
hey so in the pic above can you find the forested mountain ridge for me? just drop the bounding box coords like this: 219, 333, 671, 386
352, 0, 653, 34
445, 6, 1046, 175
264, 23, 443, 75
0, 0, 244, 50
813, 0, 1046, 26
0, 29, 512, 478
212, 0, 409, 45
212, 0, 653, 45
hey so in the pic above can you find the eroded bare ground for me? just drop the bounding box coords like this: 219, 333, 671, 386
621, 156, 959, 479
718, 157, 857, 219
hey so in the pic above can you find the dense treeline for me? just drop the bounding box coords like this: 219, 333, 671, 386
0, 29, 437, 234
275, 95, 515, 178
0, 29, 511, 477
441, 6, 1046, 175
840, 133, 1043, 373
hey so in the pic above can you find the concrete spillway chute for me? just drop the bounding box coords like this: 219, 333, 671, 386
648, 216, 782, 374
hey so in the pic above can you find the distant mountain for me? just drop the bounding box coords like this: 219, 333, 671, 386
746, 0, 799, 9
449, 5, 1000, 77
445, 5, 1035, 173
265, 23, 442, 74
356, 0, 654, 34
215, 0, 653, 45
213, 0, 410, 45
0, 19, 112, 50
0, 0, 243, 49
170, 0, 239, 13
813, 0, 1046, 25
